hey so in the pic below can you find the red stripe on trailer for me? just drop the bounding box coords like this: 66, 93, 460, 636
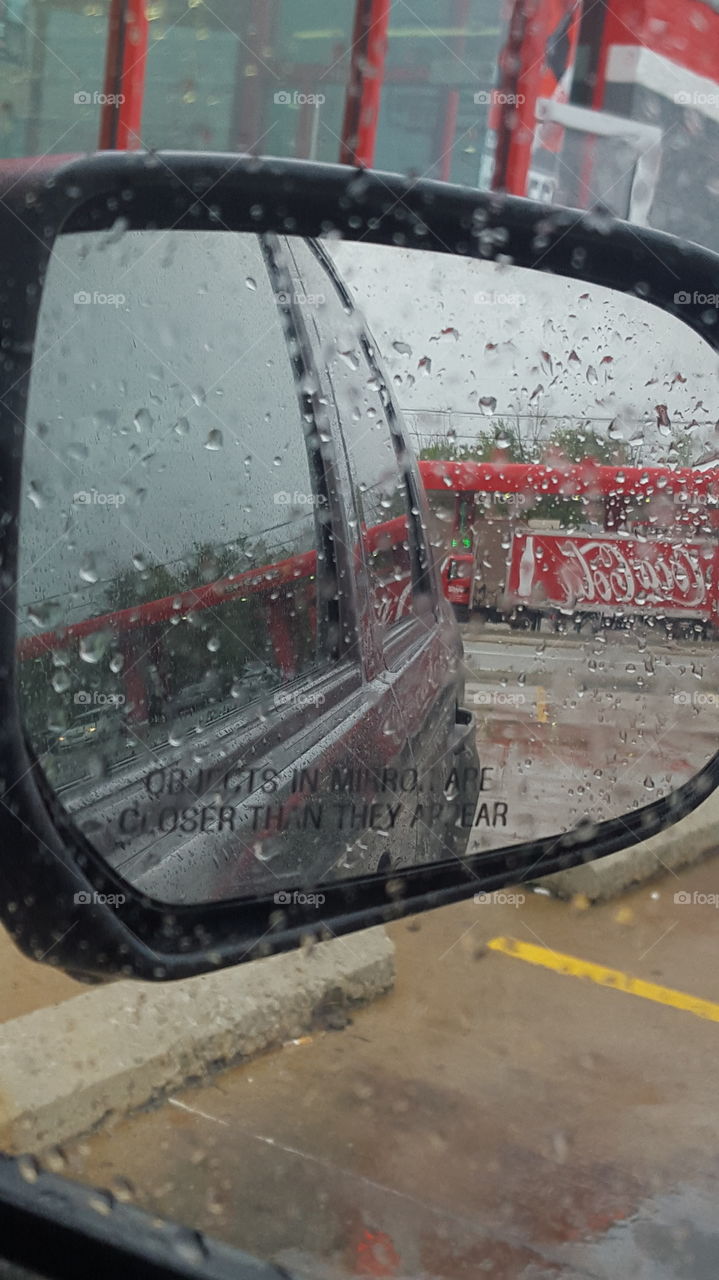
419, 458, 719, 499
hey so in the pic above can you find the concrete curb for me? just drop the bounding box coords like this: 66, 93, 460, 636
463, 667, 657, 695
538, 790, 719, 901
0, 927, 395, 1155
460, 627, 708, 656
461, 629, 584, 650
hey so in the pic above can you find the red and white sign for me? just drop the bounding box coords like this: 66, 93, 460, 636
506, 532, 719, 619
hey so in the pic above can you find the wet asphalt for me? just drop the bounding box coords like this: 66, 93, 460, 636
60, 855, 719, 1279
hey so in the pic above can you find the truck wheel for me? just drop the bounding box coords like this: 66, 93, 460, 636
509, 610, 529, 631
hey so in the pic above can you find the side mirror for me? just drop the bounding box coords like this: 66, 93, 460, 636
2, 152, 719, 981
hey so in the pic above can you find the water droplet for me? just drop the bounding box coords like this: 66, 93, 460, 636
28, 600, 62, 630
110, 1175, 135, 1203
18, 1155, 40, 1183
552, 1131, 570, 1163
79, 632, 109, 664
88, 1190, 114, 1216
79, 557, 99, 584
172, 1223, 208, 1264
204, 429, 223, 451
43, 1146, 68, 1174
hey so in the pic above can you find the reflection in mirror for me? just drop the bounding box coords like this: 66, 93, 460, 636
17, 231, 719, 905
331, 242, 719, 854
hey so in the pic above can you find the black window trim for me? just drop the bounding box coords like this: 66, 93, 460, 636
303, 238, 434, 655
259, 232, 339, 665
272, 233, 366, 673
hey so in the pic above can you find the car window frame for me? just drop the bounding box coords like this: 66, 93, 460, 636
293, 238, 438, 669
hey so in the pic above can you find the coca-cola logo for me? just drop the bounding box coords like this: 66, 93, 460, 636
376, 577, 414, 626
558, 540, 707, 608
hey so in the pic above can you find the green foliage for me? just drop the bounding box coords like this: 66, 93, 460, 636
547, 425, 634, 465
419, 420, 533, 464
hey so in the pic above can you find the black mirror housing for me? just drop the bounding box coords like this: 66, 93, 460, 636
2, 151, 719, 982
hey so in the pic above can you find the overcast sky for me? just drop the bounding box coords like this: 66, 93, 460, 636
328, 241, 719, 458
19, 229, 316, 622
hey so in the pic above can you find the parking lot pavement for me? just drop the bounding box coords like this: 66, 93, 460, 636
463, 670, 719, 857
0, 926, 83, 1022
460, 619, 714, 656
59, 856, 719, 1279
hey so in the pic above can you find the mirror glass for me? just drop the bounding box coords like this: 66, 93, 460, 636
16, 229, 719, 904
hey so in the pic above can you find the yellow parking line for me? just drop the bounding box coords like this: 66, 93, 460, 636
535, 687, 549, 724
488, 936, 719, 1024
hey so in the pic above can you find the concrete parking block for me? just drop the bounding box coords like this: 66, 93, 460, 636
0, 927, 395, 1154
539, 788, 719, 901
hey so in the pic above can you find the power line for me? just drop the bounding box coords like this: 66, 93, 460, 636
405, 412, 719, 426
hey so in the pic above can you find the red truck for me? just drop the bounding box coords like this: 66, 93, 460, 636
505, 530, 719, 636
420, 459, 719, 635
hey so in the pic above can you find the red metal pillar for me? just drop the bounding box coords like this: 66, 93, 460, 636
98, 0, 148, 150
339, 0, 391, 167
491, 0, 534, 191
492, 0, 582, 197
